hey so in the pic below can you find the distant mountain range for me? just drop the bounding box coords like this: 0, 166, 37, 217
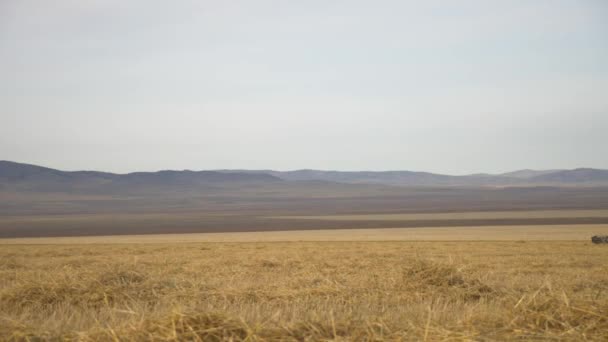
0, 160, 279, 193
220, 168, 608, 187
2, 161, 608, 193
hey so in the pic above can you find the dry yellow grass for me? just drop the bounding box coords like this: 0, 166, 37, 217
1, 237, 608, 340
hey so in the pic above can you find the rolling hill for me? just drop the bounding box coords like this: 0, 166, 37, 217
2, 161, 608, 194
0, 160, 280, 193
219, 168, 608, 187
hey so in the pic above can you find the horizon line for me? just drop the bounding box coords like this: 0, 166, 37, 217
1, 160, 604, 178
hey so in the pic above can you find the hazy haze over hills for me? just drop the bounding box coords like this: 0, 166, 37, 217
498, 169, 565, 179
2, 161, 608, 192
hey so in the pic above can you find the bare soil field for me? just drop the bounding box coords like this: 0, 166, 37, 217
3, 186, 608, 238
1, 239, 607, 341
2, 208, 608, 239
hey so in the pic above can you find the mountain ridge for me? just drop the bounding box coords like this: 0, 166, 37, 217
0, 160, 281, 193
2, 161, 608, 190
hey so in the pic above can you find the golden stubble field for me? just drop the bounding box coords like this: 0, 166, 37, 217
1, 234, 608, 341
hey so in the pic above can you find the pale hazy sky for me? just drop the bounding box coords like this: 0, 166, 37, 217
1, 1, 607, 174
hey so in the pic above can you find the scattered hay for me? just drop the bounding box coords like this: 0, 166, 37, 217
0, 258, 23, 270
97, 269, 147, 287
504, 285, 608, 339
3, 311, 402, 341
1, 281, 98, 308
260, 260, 281, 268
402, 259, 496, 301
113, 312, 250, 341
0, 318, 53, 342
1, 266, 178, 309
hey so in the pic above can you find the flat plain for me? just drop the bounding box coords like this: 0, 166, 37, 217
4, 186, 608, 238
3, 185, 608, 340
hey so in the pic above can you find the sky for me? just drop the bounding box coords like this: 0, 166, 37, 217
1, 0, 607, 175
